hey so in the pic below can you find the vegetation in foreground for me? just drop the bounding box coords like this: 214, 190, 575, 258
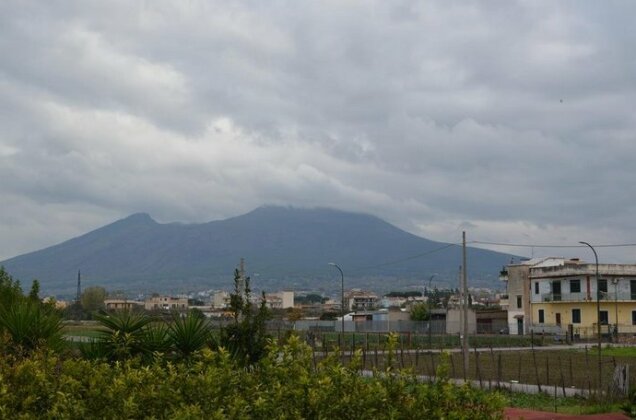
503, 390, 622, 416
0, 266, 506, 419
0, 336, 505, 419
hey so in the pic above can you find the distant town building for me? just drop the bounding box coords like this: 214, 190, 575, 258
212, 291, 230, 309
344, 289, 378, 311
380, 296, 407, 308
104, 299, 144, 311
144, 295, 188, 312
263, 291, 294, 309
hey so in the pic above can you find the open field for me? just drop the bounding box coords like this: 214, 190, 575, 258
61, 321, 635, 395
326, 345, 635, 396
62, 321, 104, 338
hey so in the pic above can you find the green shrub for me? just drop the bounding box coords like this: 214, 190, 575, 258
168, 312, 213, 360
0, 300, 64, 356
0, 336, 504, 419
92, 311, 153, 361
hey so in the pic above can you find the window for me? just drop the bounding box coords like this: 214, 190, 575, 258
534, 282, 539, 294
516, 295, 522, 309
572, 309, 581, 324
570, 279, 581, 293
632, 311, 636, 325
538, 309, 545, 323
552, 280, 562, 301
600, 310, 609, 325
631, 280, 636, 300
599, 279, 608, 295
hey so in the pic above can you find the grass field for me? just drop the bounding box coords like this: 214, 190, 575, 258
502, 390, 623, 415
328, 345, 636, 395
62, 321, 104, 339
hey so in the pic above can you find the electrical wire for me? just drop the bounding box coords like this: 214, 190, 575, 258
470, 240, 636, 249
348, 242, 461, 272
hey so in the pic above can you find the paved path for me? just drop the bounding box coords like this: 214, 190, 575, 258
504, 407, 628, 419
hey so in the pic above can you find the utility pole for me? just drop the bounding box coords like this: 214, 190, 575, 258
462, 231, 469, 377
328, 263, 345, 363
579, 241, 602, 392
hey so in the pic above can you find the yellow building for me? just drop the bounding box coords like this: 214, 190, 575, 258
529, 260, 636, 338
502, 257, 636, 338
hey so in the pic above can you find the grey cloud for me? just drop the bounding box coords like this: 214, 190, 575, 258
1, 0, 636, 264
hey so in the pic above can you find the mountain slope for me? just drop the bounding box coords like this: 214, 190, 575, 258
1, 206, 513, 295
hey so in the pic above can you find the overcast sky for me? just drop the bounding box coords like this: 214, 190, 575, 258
1, 1, 635, 264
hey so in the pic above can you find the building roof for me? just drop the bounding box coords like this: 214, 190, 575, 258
512, 257, 567, 268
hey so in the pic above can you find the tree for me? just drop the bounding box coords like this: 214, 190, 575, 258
410, 303, 429, 321
28, 280, 40, 302
320, 311, 339, 320
0, 266, 23, 308
286, 307, 303, 322
81, 286, 107, 312
385, 291, 422, 298
220, 268, 270, 365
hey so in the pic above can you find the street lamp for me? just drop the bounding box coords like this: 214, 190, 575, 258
328, 262, 345, 358
579, 241, 602, 390
612, 278, 619, 338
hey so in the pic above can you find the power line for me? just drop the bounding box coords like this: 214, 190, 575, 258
470, 240, 636, 249
349, 243, 461, 272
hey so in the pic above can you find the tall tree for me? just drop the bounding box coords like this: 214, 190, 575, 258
28, 280, 40, 302
0, 266, 23, 308
221, 268, 270, 365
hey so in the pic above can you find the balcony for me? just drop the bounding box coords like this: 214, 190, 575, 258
539, 292, 586, 303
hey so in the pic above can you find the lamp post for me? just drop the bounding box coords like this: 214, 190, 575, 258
612, 278, 619, 338
328, 262, 345, 359
579, 241, 602, 391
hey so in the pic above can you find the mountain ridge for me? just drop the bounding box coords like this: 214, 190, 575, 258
1, 206, 514, 296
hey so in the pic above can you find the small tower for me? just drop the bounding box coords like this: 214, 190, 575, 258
75, 270, 81, 303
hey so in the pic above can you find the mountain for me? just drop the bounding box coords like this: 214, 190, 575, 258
1, 206, 514, 296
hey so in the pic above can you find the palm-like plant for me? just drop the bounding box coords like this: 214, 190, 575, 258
93, 311, 153, 361
0, 300, 64, 355
168, 312, 212, 360
142, 323, 172, 355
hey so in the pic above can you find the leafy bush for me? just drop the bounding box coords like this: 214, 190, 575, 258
90, 311, 153, 361
0, 336, 504, 419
